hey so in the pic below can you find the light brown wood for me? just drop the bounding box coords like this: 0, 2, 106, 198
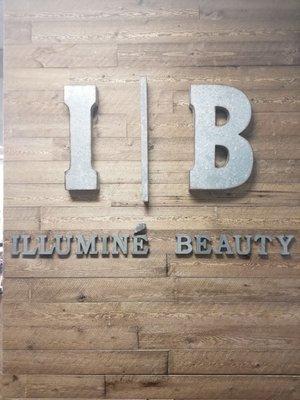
3, 277, 300, 303
1, 374, 105, 398
105, 375, 299, 399
3, 350, 168, 375
2, 0, 300, 398
4, 302, 299, 329
3, 326, 138, 350
169, 349, 300, 374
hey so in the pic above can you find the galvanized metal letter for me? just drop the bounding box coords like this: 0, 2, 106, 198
276, 235, 295, 256
64, 85, 99, 191
176, 235, 193, 255
189, 85, 253, 190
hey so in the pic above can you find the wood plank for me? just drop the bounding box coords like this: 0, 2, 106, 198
215, 206, 299, 230
0, 373, 105, 398
4, 88, 171, 126
167, 254, 300, 278
105, 375, 300, 399
3, 350, 168, 375
5, 277, 297, 303
4, 182, 300, 208
4, 111, 300, 140
4, 302, 299, 329
5, 135, 299, 162
4, 254, 167, 278
198, 0, 300, 18
6, 68, 71, 91
139, 325, 300, 351
169, 349, 300, 374
6, 44, 117, 68
5, 159, 300, 185
145, 183, 300, 207
3, 326, 138, 350
5, 21, 31, 44
0, 374, 26, 398
6, 66, 300, 91
4, 207, 40, 230
147, 135, 300, 161
118, 41, 300, 67
5, 183, 140, 208
31, 19, 300, 44
3, 279, 30, 302
5, 0, 200, 21
38, 205, 299, 230
174, 278, 300, 302
146, 112, 300, 139
40, 206, 216, 230
4, 87, 300, 132
5, 114, 127, 139
4, 161, 139, 184
28, 278, 175, 303
173, 89, 300, 113
68, 65, 300, 91
25, 374, 105, 398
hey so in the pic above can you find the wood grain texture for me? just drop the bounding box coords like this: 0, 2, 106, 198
1, 374, 105, 398
3, 277, 300, 303
169, 349, 300, 374
105, 375, 300, 399
2, 0, 300, 399
3, 350, 168, 375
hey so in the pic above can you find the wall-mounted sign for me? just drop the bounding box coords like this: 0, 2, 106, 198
64, 82, 253, 198
10, 82, 294, 261
11, 232, 294, 258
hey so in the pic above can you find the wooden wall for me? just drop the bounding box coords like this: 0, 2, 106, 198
1, 0, 300, 398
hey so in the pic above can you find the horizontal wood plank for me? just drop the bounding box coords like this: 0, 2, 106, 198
5, 136, 300, 162
3, 325, 138, 350
31, 19, 300, 45
4, 207, 40, 230
118, 41, 300, 67
5, 0, 200, 21
4, 182, 300, 208
167, 254, 300, 278
4, 254, 167, 278
139, 325, 300, 351
4, 159, 300, 185
1, 374, 105, 398
28, 278, 175, 303
105, 374, 300, 398
6, 44, 118, 68
4, 302, 299, 329
3, 350, 168, 375
169, 349, 300, 374
39, 206, 217, 230
5, 66, 300, 91
37, 205, 299, 230
3, 277, 299, 303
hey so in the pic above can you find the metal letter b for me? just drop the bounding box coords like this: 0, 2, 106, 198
189, 85, 253, 190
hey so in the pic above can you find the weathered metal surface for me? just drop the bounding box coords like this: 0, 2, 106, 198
64, 85, 99, 191
134, 222, 147, 235
189, 85, 253, 190
140, 77, 149, 203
